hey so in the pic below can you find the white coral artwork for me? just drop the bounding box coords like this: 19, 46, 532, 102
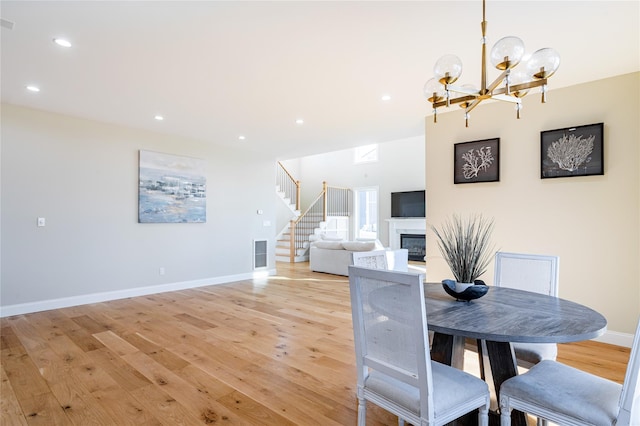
462, 146, 494, 179
547, 133, 595, 172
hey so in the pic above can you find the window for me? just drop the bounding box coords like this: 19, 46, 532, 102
354, 187, 378, 240
354, 144, 378, 164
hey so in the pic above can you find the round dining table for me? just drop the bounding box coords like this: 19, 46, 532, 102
422, 282, 607, 426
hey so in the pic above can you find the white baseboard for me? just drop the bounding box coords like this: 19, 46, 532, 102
0, 269, 277, 318
594, 330, 634, 348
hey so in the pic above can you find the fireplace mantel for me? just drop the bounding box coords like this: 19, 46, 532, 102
386, 218, 426, 250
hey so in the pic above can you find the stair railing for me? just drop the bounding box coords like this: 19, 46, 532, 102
277, 162, 300, 211
288, 182, 351, 262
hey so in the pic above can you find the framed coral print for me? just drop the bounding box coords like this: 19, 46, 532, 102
541, 123, 604, 179
454, 138, 500, 184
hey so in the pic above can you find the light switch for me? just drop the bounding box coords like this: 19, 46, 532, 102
37, 217, 46, 227
263, 220, 271, 227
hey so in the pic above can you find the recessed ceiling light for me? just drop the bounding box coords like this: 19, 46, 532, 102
381, 95, 391, 101
295, 119, 304, 125
53, 38, 72, 48
154, 115, 164, 121
26, 85, 40, 92
238, 135, 246, 141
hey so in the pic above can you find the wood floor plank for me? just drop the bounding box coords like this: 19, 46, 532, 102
38, 310, 105, 353
45, 373, 118, 425
88, 347, 152, 392
129, 384, 212, 426
70, 314, 111, 335
93, 330, 139, 356
1, 367, 28, 426
14, 391, 71, 426
173, 313, 218, 330
1, 332, 51, 401
1, 261, 631, 426
171, 341, 348, 426
89, 387, 161, 426
121, 350, 248, 424
215, 390, 297, 426
1, 325, 23, 350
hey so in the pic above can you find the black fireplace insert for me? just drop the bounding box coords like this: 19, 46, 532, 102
400, 233, 425, 261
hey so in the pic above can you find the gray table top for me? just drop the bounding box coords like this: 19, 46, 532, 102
423, 282, 607, 343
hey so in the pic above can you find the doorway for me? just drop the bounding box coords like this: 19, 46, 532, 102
354, 187, 378, 240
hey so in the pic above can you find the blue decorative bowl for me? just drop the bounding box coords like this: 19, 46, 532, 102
442, 279, 489, 302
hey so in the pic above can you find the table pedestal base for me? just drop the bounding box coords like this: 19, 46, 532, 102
430, 332, 527, 426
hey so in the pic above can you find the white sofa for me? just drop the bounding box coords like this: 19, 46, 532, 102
309, 238, 409, 276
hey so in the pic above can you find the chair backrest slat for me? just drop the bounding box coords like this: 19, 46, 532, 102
494, 252, 559, 297
351, 250, 389, 270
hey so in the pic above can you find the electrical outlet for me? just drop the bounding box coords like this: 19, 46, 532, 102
37, 217, 46, 227
159, 267, 165, 275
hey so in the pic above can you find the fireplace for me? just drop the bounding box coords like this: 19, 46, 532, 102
400, 233, 426, 261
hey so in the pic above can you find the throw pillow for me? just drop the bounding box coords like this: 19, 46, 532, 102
313, 241, 344, 250
341, 241, 376, 252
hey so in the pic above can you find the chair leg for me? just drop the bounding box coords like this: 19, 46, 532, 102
536, 418, 548, 426
500, 409, 512, 426
398, 418, 405, 426
478, 405, 489, 426
357, 397, 366, 426
499, 393, 512, 426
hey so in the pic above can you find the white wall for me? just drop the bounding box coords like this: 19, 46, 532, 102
1, 104, 277, 314
425, 72, 640, 339
282, 135, 425, 246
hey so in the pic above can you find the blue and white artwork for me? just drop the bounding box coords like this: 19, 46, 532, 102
138, 150, 206, 223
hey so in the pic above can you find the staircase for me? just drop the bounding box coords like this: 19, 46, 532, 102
275, 185, 304, 262
275, 163, 351, 263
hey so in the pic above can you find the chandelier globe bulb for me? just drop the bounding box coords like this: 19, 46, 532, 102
423, 78, 445, 102
526, 47, 560, 79
434, 54, 463, 85
490, 36, 525, 70
509, 69, 530, 97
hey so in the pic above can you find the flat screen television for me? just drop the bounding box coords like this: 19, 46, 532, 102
391, 190, 425, 218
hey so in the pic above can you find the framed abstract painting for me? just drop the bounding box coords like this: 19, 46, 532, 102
138, 150, 206, 223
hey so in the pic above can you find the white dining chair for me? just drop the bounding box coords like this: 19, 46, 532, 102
500, 317, 640, 426
348, 265, 490, 426
351, 250, 389, 270
494, 251, 560, 368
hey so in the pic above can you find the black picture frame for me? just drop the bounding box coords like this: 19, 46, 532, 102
454, 138, 500, 184
541, 123, 604, 179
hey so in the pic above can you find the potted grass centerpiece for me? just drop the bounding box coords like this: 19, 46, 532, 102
430, 213, 496, 301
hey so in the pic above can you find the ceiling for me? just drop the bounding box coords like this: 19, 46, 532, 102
1, 1, 638, 160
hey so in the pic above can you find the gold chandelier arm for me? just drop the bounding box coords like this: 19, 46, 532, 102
432, 95, 476, 109
491, 94, 522, 104
464, 97, 483, 115
492, 78, 548, 95
485, 69, 510, 94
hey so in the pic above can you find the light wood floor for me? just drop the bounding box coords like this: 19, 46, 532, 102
1, 262, 631, 425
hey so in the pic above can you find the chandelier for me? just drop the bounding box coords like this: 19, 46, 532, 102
424, 0, 560, 127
